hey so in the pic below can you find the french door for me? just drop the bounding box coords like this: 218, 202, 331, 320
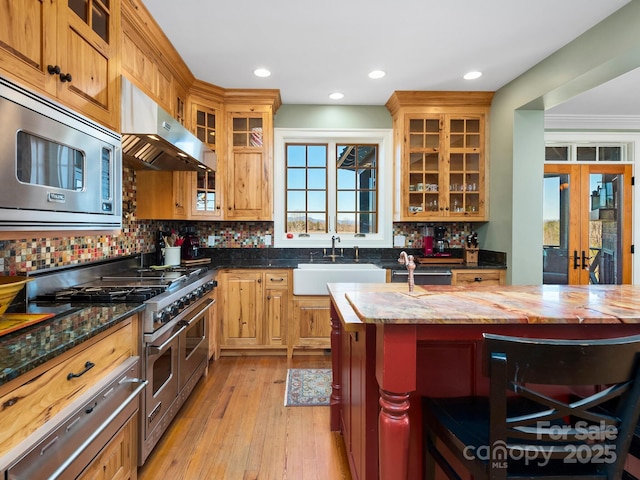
543, 164, 632, 284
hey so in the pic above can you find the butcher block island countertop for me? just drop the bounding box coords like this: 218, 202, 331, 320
327, 283, 640, 480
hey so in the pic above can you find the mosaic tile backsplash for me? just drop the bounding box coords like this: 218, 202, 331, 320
0, 167, 480, 274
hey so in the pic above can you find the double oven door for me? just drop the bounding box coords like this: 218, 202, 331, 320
142, 295, 212, 464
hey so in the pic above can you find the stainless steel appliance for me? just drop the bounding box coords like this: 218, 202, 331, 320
0, 75, 122, 231
23, 255, 217, 466
3, 358, 146, 479
121, 77, 216, 172
390, 267, 452, 285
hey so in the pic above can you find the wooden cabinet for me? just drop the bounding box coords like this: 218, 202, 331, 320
78, 417, 135, 480
386, 91, 493, 222
0, 317, 135, 456
190, 90, 225, 219
207, 288, 219, 361
0, 0, 121, 130
290, 296, 332, 356
136, 170, 190, 220
451, 268, 506, 286
218, 269, 290, 353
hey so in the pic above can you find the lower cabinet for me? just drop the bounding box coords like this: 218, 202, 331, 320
290, 296, 332, 356
78, 417, 136, 480
217, 269, 333, 356
218, 269, 290, 353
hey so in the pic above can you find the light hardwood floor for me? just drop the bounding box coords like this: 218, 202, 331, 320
138, 355, 352, 480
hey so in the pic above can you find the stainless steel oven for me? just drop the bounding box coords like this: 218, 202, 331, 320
140, 285, 214, 465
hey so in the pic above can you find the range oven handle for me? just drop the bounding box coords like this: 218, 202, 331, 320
182, 298, 214, 327
392, 271, 452, 277
149, 326, 186, 354
48, 378, 147, 480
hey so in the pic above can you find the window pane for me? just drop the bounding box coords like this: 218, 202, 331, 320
287, 191, 305, 211
336, 213, 356, 233
307, 191, 326, 211
308, 145, 327, 167
599, 146, 621, 162
287, 169, 305, 189
577, 147, 596, 162
357, 213, 376, 233
287, 145, 306, 167
337, 168, 355, 188
545, 146, 569, 162
357, 191, 377, 212
337, 191, 355, 211
308, 168, 326, 189
307, 214, 326, 232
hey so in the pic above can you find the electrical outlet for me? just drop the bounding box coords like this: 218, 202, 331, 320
207, 235, 216, 247
264, 234, 272, 246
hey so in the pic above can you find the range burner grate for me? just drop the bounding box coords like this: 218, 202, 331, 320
37, 286, 166, 303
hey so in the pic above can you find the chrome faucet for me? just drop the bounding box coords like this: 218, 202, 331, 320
398, 251, 416, 292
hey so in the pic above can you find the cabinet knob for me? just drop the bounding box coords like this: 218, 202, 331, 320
59, 72, 72, 83
47, 65, 61, 75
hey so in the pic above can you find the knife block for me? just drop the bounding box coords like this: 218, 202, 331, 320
464, 247, 479, 266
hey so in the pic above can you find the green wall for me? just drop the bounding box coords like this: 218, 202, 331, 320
488, 0, 640, 284
274, 104, 392, 129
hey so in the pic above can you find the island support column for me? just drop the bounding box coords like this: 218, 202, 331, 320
376, 324, 417, 480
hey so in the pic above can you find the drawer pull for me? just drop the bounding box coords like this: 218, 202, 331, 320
67, 361, 95, 380
474, 277, 483, 282
270, 277, 284, 282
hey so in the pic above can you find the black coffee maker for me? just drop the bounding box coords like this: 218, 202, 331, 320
434, 226, 449, 253
181, 226, 199, 260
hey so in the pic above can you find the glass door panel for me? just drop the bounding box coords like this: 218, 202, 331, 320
543, 164, 631, 285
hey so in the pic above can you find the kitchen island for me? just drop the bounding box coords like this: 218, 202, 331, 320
328, 283, 640, 480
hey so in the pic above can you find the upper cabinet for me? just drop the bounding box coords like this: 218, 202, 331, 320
0, 0, 121, 130
223, 91, 281, 221
386, 91, 493, 222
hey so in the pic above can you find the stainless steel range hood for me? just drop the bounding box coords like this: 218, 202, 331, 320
121, 77, 216, 171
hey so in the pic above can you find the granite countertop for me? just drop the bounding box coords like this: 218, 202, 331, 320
328, 283, 640, 329
0, 303, 145, 387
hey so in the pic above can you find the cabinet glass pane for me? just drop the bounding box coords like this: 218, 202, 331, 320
92, 3, 108, 41
69, 0, 88, 22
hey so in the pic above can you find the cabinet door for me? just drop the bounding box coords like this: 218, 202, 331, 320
264, 270, 290, 347
58, 0, 121, 129
136, 171, 189, 220
0, 0, 57, 96
219, 271, 264, 347
291, 296, 331, 352
190, 168, 222, 219
402, 112, 487, 221
226, 111, 272, 220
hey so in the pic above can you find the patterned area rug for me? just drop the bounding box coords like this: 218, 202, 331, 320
284, 368, 332, 406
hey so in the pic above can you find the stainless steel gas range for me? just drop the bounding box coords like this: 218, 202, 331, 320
24, 255, 217, 466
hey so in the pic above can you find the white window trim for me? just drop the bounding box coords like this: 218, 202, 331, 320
274, 128, 394, 248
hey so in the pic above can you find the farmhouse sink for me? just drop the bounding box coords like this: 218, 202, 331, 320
293, 263, 386, 295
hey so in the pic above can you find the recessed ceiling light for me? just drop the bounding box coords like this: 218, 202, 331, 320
253, 68, 271, 78
463, 71, 482, 80
368, 70, 386, 79
329, 92, 344, 100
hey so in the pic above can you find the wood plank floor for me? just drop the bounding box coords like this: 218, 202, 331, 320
138, 355, 352, 480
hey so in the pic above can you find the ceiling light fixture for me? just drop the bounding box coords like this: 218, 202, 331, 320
253, 68, 271, 78
329, 92, 344, 100
368, 70, 386, 79
463, 71, 482, 80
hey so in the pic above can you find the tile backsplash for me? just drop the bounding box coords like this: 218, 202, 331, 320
0, 167, 481, 274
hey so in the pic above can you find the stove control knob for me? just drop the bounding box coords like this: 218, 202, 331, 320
169, 303, 180, 316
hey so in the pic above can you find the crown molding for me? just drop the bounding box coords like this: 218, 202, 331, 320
545, 114, 640, 130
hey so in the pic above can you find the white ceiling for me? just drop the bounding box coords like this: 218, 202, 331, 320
144, 0, 634, 113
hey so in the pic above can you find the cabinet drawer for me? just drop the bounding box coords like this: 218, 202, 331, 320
0, 319, 134, 455
452, 269, 504, 286
265, 270, 289, 287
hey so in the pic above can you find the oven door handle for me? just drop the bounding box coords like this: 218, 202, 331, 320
149, 326, 186, 354
183, 298, 214, 327
48, 378, 147, 480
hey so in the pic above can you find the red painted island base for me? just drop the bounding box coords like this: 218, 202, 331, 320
328, 283, 640, 480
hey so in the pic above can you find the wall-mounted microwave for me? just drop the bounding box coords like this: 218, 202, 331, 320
0, 76, 122, 231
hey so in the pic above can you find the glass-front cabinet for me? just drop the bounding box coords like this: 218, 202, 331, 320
386, 91, 492, 222
406, 114, 485, 219
191, 102, 222, 219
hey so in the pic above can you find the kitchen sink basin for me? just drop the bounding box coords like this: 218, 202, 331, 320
293, 263, 386, 295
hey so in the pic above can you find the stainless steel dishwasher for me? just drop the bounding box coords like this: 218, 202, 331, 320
390, 268, 452, 285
